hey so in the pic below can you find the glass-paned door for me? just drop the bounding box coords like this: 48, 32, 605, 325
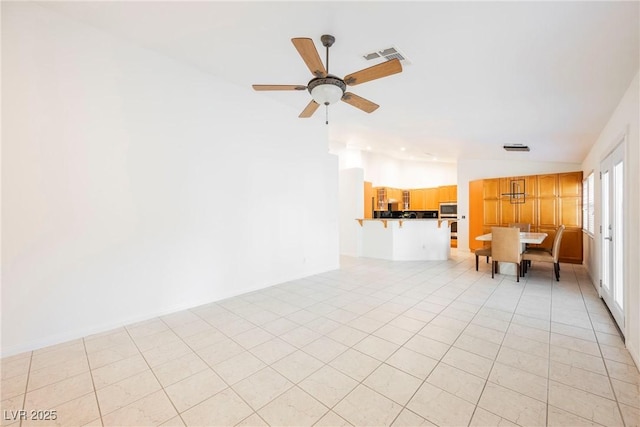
600, 142, 625, 331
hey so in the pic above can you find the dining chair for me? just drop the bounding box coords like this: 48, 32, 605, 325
508, 223, 531, 232
474, 245, 491, 271
522, 225, 565, 281
509, 223, 531, 270
491, 226, 523, 282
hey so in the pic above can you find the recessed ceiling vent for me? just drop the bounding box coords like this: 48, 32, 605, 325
363, 46, 411, 64
503, 144, 530, 152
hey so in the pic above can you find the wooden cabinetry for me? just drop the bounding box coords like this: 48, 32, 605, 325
410, 189, 426, 210
387, 188, 403, 204
559, 172, 582, 197
438, 185, 457, 203
373, 187, 402, 210
470, 171, 583, 264
374, 184, 458, 212
483, 179, 501, 199
558, 227, 583, 264
374, 187, 387, 211
425, 188, 439, 210
469, 180, 485, 251
538, 174, 558, 198
409, 186, 454, 210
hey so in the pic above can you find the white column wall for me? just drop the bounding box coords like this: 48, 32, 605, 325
1, 3, 339, 356
338, 169, 364, 257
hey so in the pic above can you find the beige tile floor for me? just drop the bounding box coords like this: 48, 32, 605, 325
2, 253, 639, 426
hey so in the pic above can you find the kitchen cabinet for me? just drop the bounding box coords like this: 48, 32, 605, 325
402, 190, 410, 210
387, 188, 403, 205
374, 187, 406, 210
483, 199, 501, 227
469, 180, 485, 251
410, 189, 426, 210
483, 179, 501, 199
500, 199, 517, 226
538, 174, 558, 198
559, 172, 582, 197
559, 197, 581, 228
517, 198, 537, 226
558, 227, 583, 264
538, 198, 558, 227
374, 187, 387, 211
425, 188, 439, 210
438, 185, 457, 203
374, 185, 458, 212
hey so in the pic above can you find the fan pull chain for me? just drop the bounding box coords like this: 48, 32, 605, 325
325, 105, 329, 125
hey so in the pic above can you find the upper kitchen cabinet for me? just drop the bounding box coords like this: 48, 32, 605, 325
387, 188, 403, 204
370, 184, 458, 211
559, 172, 583, 197
374, 187, 387, 211
483, 179, 501, 200
438, 185, 457, 203
425, 188, 440, 210
410, 189, 426, 210
537, 174, 559, 198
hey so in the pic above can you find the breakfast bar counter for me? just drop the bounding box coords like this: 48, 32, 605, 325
356, 219, 452, 261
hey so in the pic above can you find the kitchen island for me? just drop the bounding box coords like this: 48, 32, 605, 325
356, 219, 453, 261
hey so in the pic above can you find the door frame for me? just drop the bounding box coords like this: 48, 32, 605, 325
598, 130, 628, 333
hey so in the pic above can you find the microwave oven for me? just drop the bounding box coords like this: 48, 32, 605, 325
439, 203, 457, 218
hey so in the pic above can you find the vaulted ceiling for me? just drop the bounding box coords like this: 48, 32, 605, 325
38, 1, 639, 163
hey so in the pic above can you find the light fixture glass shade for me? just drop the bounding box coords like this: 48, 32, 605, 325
311, 83, 344, 105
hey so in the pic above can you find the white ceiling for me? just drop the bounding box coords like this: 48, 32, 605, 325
38, 1, 639, 164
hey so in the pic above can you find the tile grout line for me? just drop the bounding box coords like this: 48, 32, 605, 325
18, 352, 33, 427
546, 267, 555, 426
82, 338, 105, 427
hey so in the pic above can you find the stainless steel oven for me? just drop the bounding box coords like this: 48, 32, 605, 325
450, 221, 458, 239
439, 202, 457, 218
439, 203, 458, 239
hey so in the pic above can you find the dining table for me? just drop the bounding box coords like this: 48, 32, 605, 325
475, 232, 548, 244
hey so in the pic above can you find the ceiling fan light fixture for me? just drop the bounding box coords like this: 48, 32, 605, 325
308, 76, 346, 105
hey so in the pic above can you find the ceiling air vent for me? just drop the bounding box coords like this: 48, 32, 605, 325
362, 46, 411, 64
503, 144, 530, 152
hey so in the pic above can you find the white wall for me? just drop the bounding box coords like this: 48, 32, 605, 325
331, 145, 456, 189
456, 159, 581, 254
1, 3, 339, 356
361, 151, 457, 189
581, 72, 639, 366
338, 169, 364, 257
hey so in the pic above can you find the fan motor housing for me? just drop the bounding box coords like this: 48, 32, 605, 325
307, 75, 347, 95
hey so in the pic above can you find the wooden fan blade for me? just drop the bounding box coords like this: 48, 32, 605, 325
343, 58, 402, 86
341, 92, 379, 113
292, 38, 327, 78
252, 85, 307, 91
299, 100, 320, 118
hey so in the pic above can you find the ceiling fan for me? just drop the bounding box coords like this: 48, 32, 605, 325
252, 35, 403, 122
